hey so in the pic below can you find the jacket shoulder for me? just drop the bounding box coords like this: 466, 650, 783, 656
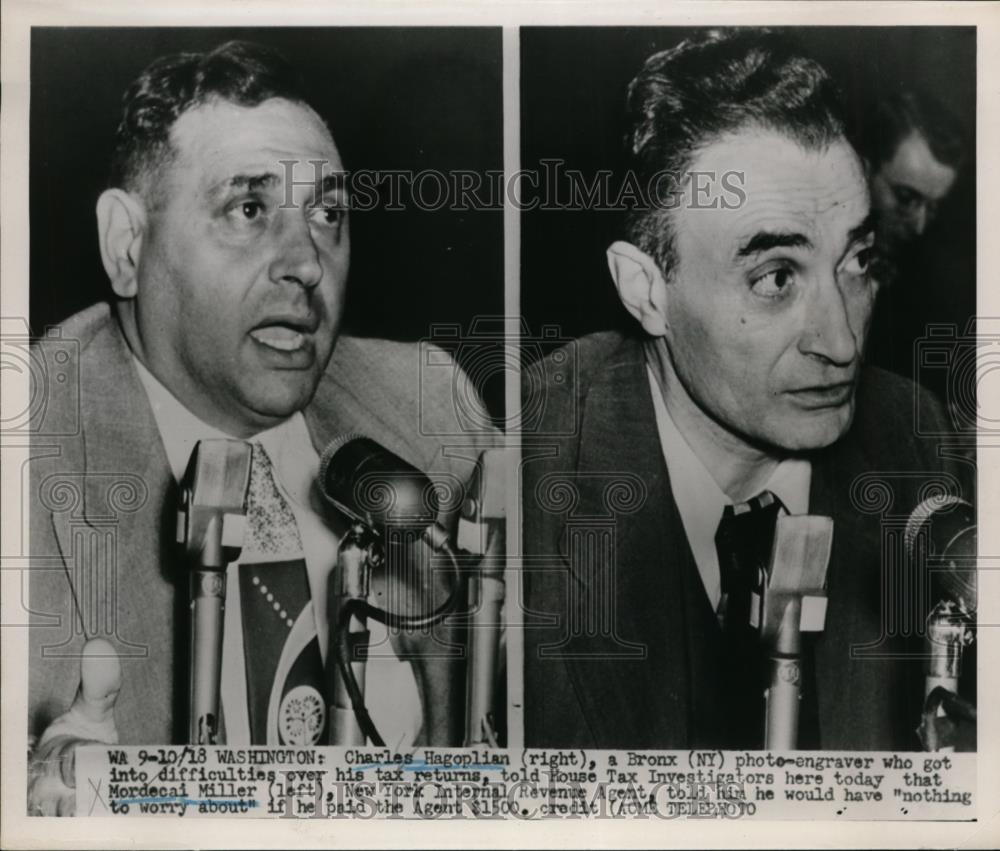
524, 330, 633, 442
28, 304, 119, 439
533, 329, 632, 391
46, 303, 114, 348
854, 366, 949, 442
315, 335, 499, 482
851, 366, 963, 478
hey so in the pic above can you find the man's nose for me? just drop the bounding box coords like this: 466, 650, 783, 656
269, 212, 323, 289
911, 205, 929, 236
798, 275, 861, 367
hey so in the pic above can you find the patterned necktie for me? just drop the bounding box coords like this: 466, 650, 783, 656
713, 489, 784, 748
238, 442, 328, 745
245, 443, 305, 557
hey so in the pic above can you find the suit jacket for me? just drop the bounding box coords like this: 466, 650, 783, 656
523, 330, 972, 751
28, 303, 495, 745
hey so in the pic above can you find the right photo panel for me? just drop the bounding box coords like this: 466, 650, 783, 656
518, 25, 977, 763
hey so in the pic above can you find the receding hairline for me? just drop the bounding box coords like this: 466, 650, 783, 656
123, 94, 338, 203
647, 124, 867, 243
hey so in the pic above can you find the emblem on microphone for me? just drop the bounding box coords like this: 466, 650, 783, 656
279, 685, 326, 745
778, 661, 801, 685
198, 573, 225, 597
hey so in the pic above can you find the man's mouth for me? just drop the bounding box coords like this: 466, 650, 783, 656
250, 326, 307, 352
787, 381, 854, 409
249, 314, 319, 354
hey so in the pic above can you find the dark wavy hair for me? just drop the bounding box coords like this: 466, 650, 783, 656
623, 28, 854, 278
109, 40, 315, 201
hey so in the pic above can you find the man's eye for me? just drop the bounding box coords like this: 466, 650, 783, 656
241, 201, 263, 220
843, 247, 872, 276
750, 267, 794, 298
311, 206, 346, 227
227, 200, 267, 223
892, 186, 922, 210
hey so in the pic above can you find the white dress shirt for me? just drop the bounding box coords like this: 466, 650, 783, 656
646, 365, 811, 611
133, 357, 422, 748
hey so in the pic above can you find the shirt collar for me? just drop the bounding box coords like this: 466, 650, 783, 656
646, 364, 811, 606
131, 356, 312, 495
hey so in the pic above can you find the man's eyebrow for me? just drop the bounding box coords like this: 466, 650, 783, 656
735, 230, 813, 259
210, 170, 349, 201
846, 213, 876, 245
224, 172, 280, 192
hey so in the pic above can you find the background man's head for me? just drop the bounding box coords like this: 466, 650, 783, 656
97, 41, 350, 437
608, 30, 875, 455
863, 90, 963, 248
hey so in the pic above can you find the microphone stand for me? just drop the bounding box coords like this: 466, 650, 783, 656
925, 599, 972, 698
904, 496, 977, 752
763, 595, 803, 750
188, 525, 229, 746
465, 553, 504, 746
760, 515, 833, 751
919, 599, 975, 752
178, 440, 252, 746
457, 449, 506, 747
328, 522, 379, 745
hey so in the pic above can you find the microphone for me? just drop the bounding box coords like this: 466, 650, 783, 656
176, 439, 252, 745
318, 433, 453, 629
317, 435, 450, 745
318, 434, 441, 533
760, 514, 834, 750
317, 435, 469, 746
905, 496, 976, 745
904, 495, 976, 615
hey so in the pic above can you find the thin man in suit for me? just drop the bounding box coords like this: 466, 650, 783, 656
522, 29, 971, 751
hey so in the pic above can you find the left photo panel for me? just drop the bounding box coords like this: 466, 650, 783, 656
25, 26, 506, 815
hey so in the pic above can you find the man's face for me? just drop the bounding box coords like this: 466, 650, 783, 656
662, 129, 876, 453
132, 97, 349, 437
870, 130, 956, 245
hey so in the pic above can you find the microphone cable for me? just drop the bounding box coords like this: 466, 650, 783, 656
333, 536, 465, 746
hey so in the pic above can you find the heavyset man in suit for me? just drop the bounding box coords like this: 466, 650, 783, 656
523, 30, 970, 750
27, 41, 494, 812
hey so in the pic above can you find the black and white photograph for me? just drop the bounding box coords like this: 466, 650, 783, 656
1, 2, 997, 848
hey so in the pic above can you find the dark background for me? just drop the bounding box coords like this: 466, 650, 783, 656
520, 26, 977, 388
29, 27, 505, 418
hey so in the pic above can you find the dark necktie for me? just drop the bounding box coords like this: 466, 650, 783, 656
715, 490, 784, 631
713, 490, 784, 748
238, 443, 329, 745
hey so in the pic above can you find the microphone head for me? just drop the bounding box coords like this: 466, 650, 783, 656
317, 435, 440, 531
905, 495, 976, 611
177, 439, 252, 569
761, 514, 834, 640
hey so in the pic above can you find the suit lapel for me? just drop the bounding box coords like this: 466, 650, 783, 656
68, 315, 179, 741
557, 336, 693, 747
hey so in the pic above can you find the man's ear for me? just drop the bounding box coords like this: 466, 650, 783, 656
96, 189, 146, 299
606, 240, 670, 336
